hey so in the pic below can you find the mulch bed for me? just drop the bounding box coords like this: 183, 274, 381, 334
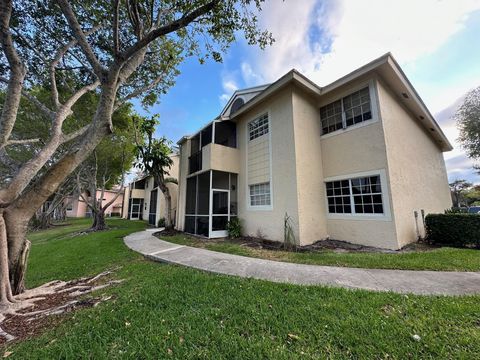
157, 230, 439, 254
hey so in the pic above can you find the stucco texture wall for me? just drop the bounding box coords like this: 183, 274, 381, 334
378, 79, 452, 247
317, 77, 398, 249
236, 86, 301, 242
291, 86, 328, 245
175, 141, 190, 231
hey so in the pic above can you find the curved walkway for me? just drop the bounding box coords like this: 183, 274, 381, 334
124, 230, 480, 296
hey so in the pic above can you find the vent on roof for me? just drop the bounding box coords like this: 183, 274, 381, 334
419, 115, 425, 120
230, 97, 245, 114
402, 92, 409, 99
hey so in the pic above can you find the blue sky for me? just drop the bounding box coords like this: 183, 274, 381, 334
135, 0, 480, 184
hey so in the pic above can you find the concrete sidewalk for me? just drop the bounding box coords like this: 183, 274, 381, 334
124, 230, 480, 296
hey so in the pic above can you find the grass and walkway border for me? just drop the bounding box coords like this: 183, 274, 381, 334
3, 218, 479, 358
157, 232, 480, 272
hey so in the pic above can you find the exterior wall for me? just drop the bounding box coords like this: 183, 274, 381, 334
317, 76, 398, 249
66, 197, 87, 218
67, 189, 124, 218
176, 142, 190, 231
291, 86, 328, 245
202, 143, 240, 174
247, 126, 270, 186
378, 79, 452, 247
122, 186, 130, 219
142, 178, 153, 222
130, 189, 145, 199
236, 85, 301, 242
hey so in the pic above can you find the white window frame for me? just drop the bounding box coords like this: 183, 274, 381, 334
320, 79, 380, 139
246, 110, 273, 211
249, 182, 271, 207
324, 169, 392, 221
248, 112, 269, 141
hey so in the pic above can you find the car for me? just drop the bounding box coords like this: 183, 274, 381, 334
467, 206, 480, 214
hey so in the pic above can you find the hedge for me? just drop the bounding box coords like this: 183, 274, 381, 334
425, 213, 480, 248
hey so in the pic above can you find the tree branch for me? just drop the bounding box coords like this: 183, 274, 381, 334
113, 0, 120, 56
6, 138, 40, 146
50, 25, 102, 110
62, 80, 100, 112
120, 1, 218, 62
0, 0, 27, 149
114, 74, 164, 110
56, 0, 105, 78
61, 125, 90, 143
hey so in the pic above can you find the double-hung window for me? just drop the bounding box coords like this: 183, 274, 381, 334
326, 175, 384, 215
321, 86, 373, 135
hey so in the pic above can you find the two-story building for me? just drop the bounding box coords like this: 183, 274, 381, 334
174, 53, 452, 250
122, 154, 180, 226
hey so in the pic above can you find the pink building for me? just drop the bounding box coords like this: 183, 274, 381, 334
66, 189, 125, 218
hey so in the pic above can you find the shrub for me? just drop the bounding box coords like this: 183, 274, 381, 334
226, 217, 242, 238
425, 213, 480, 248
283, 212, 297, 251
157, 218, 166, 228
444, 207, 468, 214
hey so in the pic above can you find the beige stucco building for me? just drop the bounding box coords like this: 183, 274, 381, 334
174, 53, 452, 250
122, 154, 180, 226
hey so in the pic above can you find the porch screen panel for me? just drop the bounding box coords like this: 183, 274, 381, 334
197, 172, 210, 215
185, 177, 197, 214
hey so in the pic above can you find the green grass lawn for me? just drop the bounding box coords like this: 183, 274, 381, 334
160, 233, 480, 272
4, 218, 480, 358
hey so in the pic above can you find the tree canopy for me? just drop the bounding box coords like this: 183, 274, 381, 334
456, 86, 480, 164
0, 0, 273, 303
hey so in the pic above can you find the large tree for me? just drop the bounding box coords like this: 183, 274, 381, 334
449, 179, 472, 208
0, 0, 272, 306
457, 86, 480, 167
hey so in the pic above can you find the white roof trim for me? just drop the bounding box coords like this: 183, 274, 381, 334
177, 53, 452, 151
220, 84, 270, 117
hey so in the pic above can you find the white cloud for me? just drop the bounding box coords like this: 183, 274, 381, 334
219, 76, 239, 105
237, 0, 480, 183
241, 62, 264, 86
242, 0, 480, 86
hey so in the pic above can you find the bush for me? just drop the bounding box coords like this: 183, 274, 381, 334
425, 213, 480, 248
157, 218, 166, 227
444, 207, 468, 214
226, 217, 242, 238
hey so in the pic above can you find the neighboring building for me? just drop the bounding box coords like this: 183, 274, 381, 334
66, 188, 125, 218
174, 53, 452, 250
122, 154, 180, 226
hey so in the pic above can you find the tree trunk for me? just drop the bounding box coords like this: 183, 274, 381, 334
90, 210, 107, 231
157, 179, 173, 230
4, 210, 30, 296
38, 211, 52, 230
0, 211, 15, 305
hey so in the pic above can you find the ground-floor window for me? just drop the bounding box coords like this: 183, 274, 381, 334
184, 170, 237, 237
249, 182, 271, 206
326, 175, 384, 215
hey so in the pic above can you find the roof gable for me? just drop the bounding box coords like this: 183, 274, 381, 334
220, 84, 269, 118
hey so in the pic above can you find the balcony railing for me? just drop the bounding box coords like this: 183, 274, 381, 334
189, 151, 202, 174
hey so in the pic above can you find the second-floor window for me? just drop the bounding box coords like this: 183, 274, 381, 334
249, 113, 269, 141
320, 86, 372, 135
